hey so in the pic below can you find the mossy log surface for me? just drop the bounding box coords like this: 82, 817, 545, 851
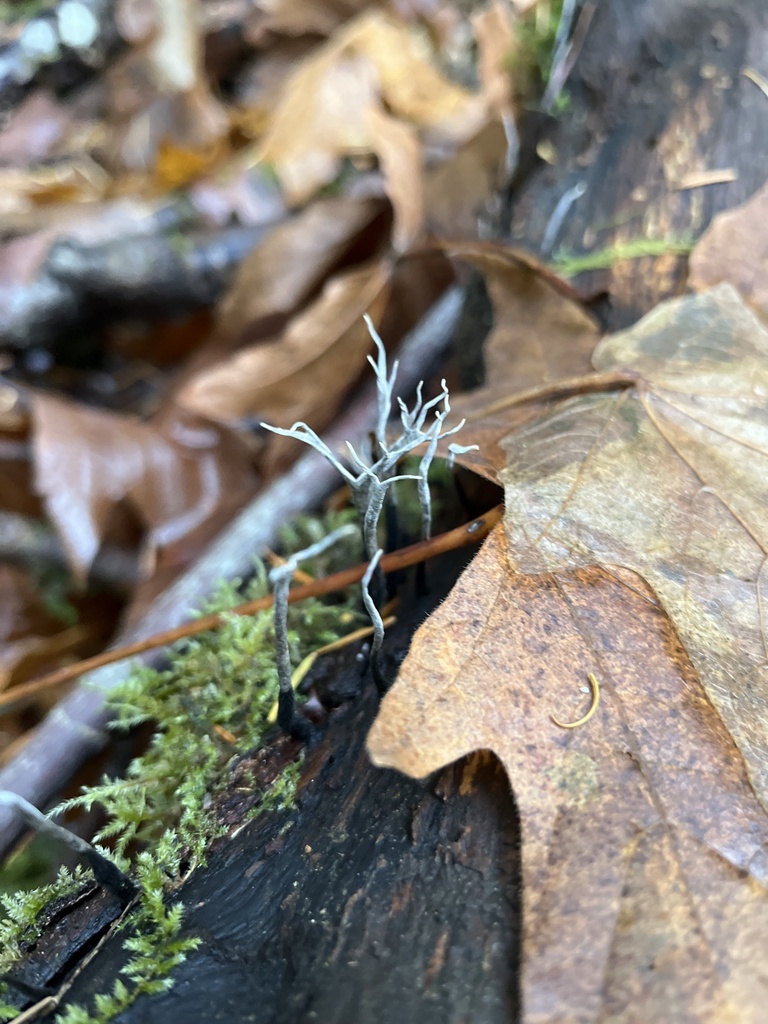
9, 554, 521, 1024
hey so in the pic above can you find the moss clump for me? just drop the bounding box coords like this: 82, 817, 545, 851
0, 866, 90, 1017
0, 514, 362, 1022
54, 841, 202, 1024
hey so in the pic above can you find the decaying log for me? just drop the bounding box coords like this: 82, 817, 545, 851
509, 0, 768, 329
4, 562, 521, 1024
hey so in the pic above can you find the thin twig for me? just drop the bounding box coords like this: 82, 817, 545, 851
540, 181, 586, 257
0, 505, 503, 714
0, 287, 464, 862
542, 0, 576, 112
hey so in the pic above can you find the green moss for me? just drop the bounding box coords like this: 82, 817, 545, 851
278, 507, 361, 579
0, 0, 52, 24
551, 236, 694, 277
0, 866, 90, 1018
0, 514, 360, 1022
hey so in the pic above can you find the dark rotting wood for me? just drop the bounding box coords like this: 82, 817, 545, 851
57, 679, 522, 1022
509, 0, 768, 329
5, 551, 521, 1024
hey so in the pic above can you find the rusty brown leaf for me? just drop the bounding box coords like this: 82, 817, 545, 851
30, 395, 257, 583
370, 283, 768, 1021
689, 177, 768, 321
424, 121, 510, 240
446, 241, 601, 479
370, 524, 768, 1022
177, 260, 391, 473
214, 195, 389, 348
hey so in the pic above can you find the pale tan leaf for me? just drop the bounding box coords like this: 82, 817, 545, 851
148, 0, 200, 92
472, 1, 517, 120
252, 10, 486, 204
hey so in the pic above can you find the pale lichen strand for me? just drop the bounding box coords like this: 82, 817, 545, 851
0, 513, 360, 1023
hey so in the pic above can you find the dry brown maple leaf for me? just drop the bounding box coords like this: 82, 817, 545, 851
369, 282, 768, 1022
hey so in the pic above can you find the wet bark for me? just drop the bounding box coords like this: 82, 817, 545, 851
509, 0, 768, 329
6, 554, 522, 1024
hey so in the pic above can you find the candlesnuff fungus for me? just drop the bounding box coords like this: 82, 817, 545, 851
361, 549, 386, 692
0, 791, 137, 907
263, 314, 477, 723
270, 525, 358, 738
262, 314, 477, 557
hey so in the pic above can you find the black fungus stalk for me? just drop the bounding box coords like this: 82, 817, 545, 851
0, 791, 136, 906
270, 525, 357, 738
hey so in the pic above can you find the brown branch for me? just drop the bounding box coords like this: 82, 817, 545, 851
0, 505, 503, 716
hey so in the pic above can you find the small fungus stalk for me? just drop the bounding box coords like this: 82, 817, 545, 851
0, 791, 136, 907
270, 525, 357, 737
361, 550, 387, 693
261, 313, 477, 684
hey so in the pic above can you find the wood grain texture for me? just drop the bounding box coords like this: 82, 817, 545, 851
510, 0, 768, 328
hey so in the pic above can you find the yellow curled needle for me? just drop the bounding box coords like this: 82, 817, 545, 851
551, 673, 600, 729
